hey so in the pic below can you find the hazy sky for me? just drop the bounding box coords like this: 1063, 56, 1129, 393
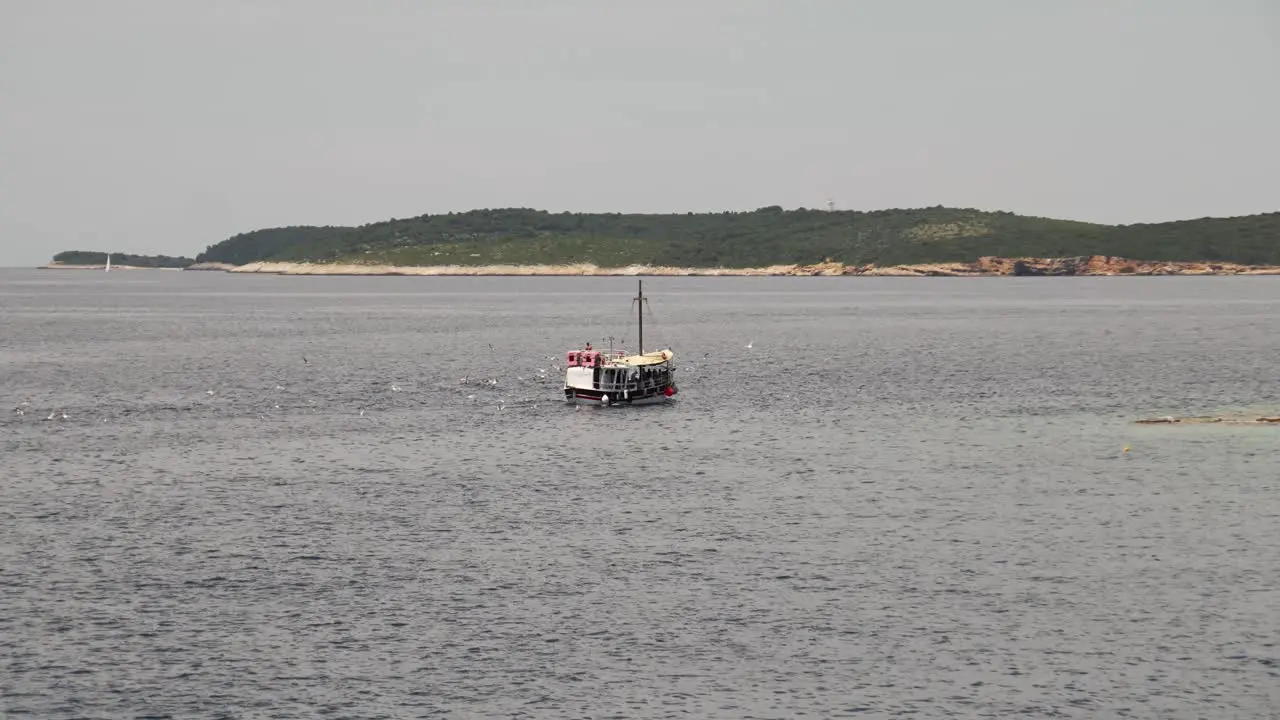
1, 0, 1276, 265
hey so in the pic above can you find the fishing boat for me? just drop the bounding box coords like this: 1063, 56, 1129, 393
563, 280, 678, 406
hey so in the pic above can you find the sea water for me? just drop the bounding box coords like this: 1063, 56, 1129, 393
2, 270, 1277, 718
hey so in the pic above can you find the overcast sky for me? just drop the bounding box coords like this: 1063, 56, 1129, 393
1, 0, 1276, 266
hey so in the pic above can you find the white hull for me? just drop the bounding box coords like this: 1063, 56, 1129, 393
566, 393, 673, 407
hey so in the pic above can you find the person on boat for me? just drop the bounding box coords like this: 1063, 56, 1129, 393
584, 341, 593, 352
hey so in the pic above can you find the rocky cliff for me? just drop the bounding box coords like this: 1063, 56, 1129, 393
195, 256, 1280, 277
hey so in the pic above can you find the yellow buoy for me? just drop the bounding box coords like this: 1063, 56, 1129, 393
1123, 446, 1130, 453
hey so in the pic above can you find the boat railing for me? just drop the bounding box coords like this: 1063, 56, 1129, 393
594, 369, 672, 394
602, 349, 673, 363
595, 379, 632, 393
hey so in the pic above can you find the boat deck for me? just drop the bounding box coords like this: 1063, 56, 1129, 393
601, 349, 673, 367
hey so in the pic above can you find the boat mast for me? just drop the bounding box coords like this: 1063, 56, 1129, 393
637, 279, 643, 355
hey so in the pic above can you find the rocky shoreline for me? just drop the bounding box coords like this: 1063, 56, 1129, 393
41, 256, 1280, 276
1135, 415, 1280, 425
174, 256, 1280, 277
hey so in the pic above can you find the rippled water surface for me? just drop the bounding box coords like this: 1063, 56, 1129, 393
2, 269, 1278, 718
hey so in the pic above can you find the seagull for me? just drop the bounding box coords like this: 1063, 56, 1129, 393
391, 384, 401, 392
302, 356, 309, 364
745, 339, 753, 349
359, 409, 365, 417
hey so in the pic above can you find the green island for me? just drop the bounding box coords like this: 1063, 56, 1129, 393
46, 250, 194, 269
49, 206, 1280, 275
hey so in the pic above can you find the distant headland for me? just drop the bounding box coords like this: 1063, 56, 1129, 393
42, 251, 194, 270
45, 206, 1280, 276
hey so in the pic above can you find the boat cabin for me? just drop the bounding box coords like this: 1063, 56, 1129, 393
565, 349, 674, 397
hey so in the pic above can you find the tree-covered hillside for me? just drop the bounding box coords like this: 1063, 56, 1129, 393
51, 251, 194, 268
193, 207, 1280, 268
193, 226, 352, 266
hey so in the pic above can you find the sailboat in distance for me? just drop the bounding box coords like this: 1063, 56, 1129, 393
105, 253, 111, 272
563, 279, 678, 406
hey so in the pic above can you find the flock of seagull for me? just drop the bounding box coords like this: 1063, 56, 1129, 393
11, 342, 751, 424
11, 401, 67, 422
11, 364, 553, 423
